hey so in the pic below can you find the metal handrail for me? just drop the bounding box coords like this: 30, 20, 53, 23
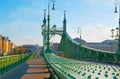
0, 54, 38, 75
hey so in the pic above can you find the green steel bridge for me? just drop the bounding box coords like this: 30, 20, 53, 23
0, 1, 120, 79
41, 8, 120, 79
0, 12, 119, 79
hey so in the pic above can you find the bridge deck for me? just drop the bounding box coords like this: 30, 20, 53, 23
0, 56, 50, 79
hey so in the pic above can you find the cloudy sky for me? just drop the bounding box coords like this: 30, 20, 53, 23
0, 0, 118, 46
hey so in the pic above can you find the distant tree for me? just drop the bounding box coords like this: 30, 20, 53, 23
13, 46, 26, 54
13, 47, 19, 54
19, 46, 26, 54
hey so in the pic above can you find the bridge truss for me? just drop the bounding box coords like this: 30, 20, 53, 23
41, 7, 120, 79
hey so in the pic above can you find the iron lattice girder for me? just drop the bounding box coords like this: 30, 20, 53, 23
42, 29, 64, 39
58, 32, 120, 63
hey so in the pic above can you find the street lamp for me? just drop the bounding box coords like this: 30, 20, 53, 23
41, 0, 56, 53
113, 0, 120, 54
41, 24, 46, 31
111, 27, 120, 53
111, 27, 119, 39
111, 29, 115, 38
52, 25, 57, 31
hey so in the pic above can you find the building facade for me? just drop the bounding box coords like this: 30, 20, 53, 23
0, 35, 14, 56
0, 35, 2, 55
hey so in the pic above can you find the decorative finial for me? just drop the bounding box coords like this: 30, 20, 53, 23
63, 10, 67, 32
64, 10, 66, 19
63, 10, 66, 24
44, 9, 46, 18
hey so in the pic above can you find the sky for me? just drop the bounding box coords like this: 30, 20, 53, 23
0, 0, 119, 46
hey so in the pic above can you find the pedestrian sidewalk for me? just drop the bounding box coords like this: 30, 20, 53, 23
21, 57, 50, 79
0, 57, 50, 79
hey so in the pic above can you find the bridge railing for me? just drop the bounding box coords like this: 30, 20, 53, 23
44, 53, 120, 79
59, 32, 119, 63
44, 53, 77, 79
0, 54, 38, 75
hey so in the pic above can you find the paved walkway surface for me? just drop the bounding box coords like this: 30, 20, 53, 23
0, 57, 50, 79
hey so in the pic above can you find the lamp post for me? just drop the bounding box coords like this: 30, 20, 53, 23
44, 0, 56, 53
110, 0, 120, 63
111, 27, 119, 39
114, 0, 120, 54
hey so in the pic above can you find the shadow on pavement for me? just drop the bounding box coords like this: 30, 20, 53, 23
0, 63, 28, 79
26, 71, 49, 74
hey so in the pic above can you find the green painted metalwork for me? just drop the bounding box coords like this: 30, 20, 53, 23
0, 54, 38, 75
42, 18, 120, 78
59, 32, 120, 63
41, 4, 120, 79
44, 53, 120, 79
41, 9, 66, 54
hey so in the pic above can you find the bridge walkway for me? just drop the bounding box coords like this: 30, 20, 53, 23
0, 56, 50, 79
